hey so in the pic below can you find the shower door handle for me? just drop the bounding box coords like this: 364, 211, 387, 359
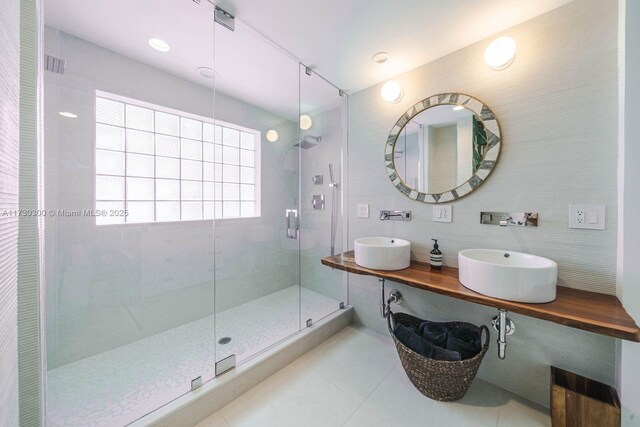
285, 209, 299, 239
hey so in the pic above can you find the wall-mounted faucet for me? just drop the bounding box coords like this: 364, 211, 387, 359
481, 212, 538, 227
500, 214, 513, 226
379, 210, 412, 221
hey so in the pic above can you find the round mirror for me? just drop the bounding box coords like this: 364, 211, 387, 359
385, 93, 501, 203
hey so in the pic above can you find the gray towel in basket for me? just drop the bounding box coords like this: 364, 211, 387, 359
418, 321, 449, 347
446, 327, 482, 360
394, 324, 462, 361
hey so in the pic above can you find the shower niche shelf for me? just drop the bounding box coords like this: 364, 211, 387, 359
321, 251, 640, 342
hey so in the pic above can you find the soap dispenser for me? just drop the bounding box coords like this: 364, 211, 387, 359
430, 239, 443, 270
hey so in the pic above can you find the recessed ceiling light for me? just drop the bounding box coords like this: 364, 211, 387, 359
300, 115, 312, 130
196, 66, 216, 79
266, 130, 279, 142
452, 106, 465, 111
380, 81, 403, 103
149, 38, 170, 52
59, 111, 78, 118
372, 52, 390, 64
485, 36, 516, 70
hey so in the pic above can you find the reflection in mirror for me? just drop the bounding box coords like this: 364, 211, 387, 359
394, 105, 486, 194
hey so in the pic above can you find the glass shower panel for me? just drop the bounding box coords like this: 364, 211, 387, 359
213, 19, 301, 365
43, 2, 216, 425
299, 66, 347, 323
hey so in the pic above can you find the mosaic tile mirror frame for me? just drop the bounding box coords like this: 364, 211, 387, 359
385, 93, 502, 203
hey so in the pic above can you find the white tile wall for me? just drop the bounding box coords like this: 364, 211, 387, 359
0, 0, 21, 425
347, 0, 619, 406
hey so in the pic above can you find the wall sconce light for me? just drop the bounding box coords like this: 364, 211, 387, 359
266, 129, 279, 142
299, 115, 312, 130
484, 36, 517, 70
381, 80, 403, 103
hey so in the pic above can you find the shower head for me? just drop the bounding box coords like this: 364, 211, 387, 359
294, 135, 322, 149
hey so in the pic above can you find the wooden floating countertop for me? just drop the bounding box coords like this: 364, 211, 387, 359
322, 251, 640, 342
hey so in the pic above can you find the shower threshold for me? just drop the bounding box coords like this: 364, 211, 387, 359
46, 286, 340, 427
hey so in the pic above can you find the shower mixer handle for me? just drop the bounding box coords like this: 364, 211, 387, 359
285, 209, 299, 239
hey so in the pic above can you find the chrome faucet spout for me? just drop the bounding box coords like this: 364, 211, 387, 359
499, 214, 513, 227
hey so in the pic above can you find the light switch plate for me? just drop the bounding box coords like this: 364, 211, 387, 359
432, 205, 452, 223
356, 204, 370, 218
569, 205, 605, 230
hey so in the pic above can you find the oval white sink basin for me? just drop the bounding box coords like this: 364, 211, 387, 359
354, 237, 410, 271
458, 249, 557, 303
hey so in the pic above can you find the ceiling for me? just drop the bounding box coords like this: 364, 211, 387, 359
220, 0, 574, 91
45, 0, 573, 120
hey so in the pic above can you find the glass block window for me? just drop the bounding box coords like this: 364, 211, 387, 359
95, 91, 260, 225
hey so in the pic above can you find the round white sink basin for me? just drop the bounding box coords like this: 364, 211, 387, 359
354, 237, 411, 271
458, 249, 557, 303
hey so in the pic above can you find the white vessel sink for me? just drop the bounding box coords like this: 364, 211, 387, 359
458, 249, 557, 303
354, 237, 411, 271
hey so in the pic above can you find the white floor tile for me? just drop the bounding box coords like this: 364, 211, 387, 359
219, 360, 361, 427
195, 411, 230, 427
360, 364, 505, 427
200, 325, 550, 427
342, 404, 390, 427
497, 394, 551, 427
300, 326, 399, 401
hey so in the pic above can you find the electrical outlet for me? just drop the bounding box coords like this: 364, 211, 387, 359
356, 204, 370, 218
433, 205, 452, 223
569, 205, 605, 230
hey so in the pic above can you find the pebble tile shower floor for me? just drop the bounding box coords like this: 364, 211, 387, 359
47, 287, 339, 426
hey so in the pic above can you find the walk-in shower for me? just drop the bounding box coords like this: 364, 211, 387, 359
42, 0, 347, 424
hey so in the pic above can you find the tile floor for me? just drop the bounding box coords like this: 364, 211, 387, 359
196, 326, 551, 427
47, 287, 339, 427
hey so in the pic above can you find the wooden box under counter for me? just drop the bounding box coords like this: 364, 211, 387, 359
551, 367, 620, 427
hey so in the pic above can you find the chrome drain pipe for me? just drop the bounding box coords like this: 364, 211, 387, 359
379, 278, 402, 318
379, 278, 386, 317
492, 309, 515, 359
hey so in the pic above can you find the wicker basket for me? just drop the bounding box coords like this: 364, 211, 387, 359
388, 311, 490, 402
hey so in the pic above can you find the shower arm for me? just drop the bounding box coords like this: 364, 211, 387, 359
328, 164, 338, 256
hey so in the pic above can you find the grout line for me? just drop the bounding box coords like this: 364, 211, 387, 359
220, 411, 231, 427
495, 387, 506, 427
293, 327, 399, 425
339, 361, 401, 427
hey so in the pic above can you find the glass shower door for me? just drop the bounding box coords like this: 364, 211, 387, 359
43, 2, 216, 425
299, 66, 347, 324
213, 19, 302, 365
